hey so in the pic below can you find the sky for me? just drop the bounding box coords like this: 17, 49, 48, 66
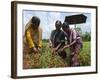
23, 10, 91, 39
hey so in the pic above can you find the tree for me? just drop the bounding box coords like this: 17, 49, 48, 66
82, 32, 91, 41
75, 27, 82, 36
75, 26, 91, 41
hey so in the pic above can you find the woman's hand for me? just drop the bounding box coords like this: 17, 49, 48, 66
65, 45, 70, 48
60, 45, 70, 51
53, 48, 57, 52
52, 48, 58, 55
33, 47, 38, 53
37, 47, 41, 53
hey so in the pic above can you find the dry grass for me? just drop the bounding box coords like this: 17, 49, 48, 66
23, 41, 90, 69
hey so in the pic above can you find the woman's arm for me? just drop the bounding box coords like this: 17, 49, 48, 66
63, 40, 76, 49
38, 28, 42, 48
26, 29, 34, 48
